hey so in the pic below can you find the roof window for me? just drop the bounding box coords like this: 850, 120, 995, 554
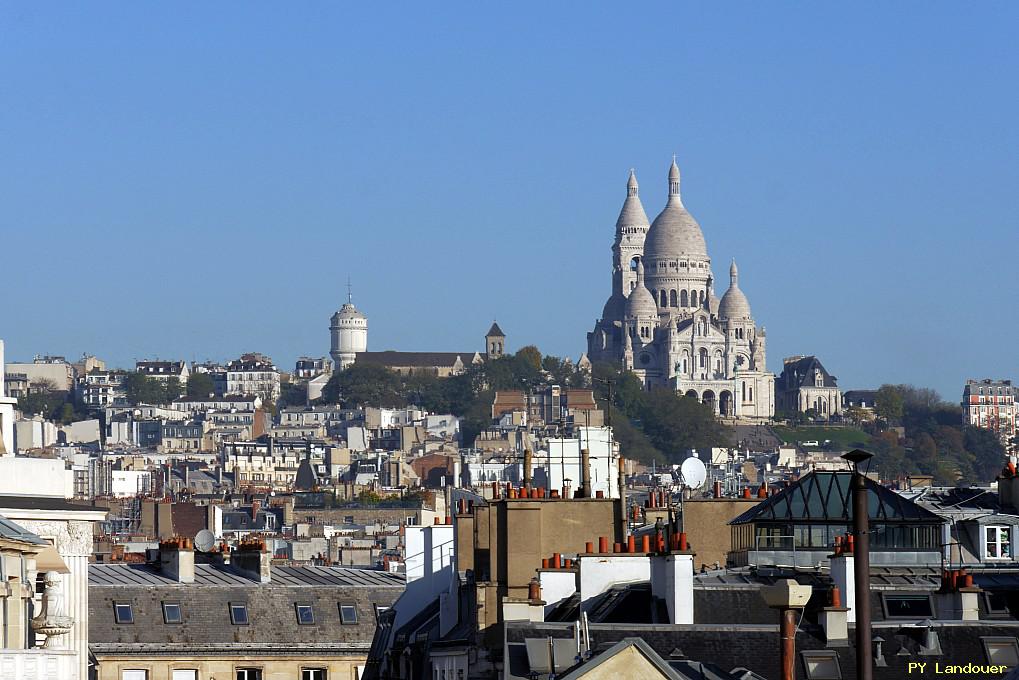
881, 593, 934, 619
296, 603, 315, 625
162, 602, 182, 624
230, 602, 249, 625
801, 650, 842, 679
983, 637, 1019, 666
339, 603, 358, 624
114, 602, 134, 624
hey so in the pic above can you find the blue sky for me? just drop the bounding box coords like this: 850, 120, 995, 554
2, 3, 1017, 400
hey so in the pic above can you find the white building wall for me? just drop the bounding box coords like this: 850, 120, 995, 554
544, 427, 619, 498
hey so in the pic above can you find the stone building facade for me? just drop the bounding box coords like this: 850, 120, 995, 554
587, 161, 774, 419
963, 378, 1017, 447
775, 355, 843, 418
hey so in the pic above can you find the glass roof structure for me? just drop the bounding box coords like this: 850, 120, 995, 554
729, 471, 944, 526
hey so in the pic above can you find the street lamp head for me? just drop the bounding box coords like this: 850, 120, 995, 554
842, 449, 874, 468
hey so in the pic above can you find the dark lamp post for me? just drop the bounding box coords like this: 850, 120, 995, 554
841, 448, 874, 680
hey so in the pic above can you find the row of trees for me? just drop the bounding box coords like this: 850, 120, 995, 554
590, 362, 732, 463
869, 384, 1005, 484
318, 347, 731, 464
320, 346, 589, 445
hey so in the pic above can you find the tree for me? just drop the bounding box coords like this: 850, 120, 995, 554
515, 345, 542, 372
875, 385, 904, 423
638, 388, 733, 460
186, 372, 215, 398
277, 381, 308, 409
322, 364, 406, 408
164, 377, 182, 403
123, 373, 170, 405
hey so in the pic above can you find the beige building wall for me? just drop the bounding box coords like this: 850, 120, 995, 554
681, 497, 761, 569
94, 655, 367, 680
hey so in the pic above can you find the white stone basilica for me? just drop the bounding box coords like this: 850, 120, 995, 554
586, 160, 775, 419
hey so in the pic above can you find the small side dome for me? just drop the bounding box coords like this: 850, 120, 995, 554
718, 260, 752, 320
625, 261, 658, 319
601, 291, 626, 321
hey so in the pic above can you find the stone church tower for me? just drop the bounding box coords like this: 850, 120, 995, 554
587, 160, 775, 420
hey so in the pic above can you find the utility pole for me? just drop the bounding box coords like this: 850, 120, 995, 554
843, 448, 874, 680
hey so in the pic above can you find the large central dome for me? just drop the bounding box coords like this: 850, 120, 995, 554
644, 159, 708, 260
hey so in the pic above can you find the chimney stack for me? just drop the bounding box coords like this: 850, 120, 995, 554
581, 448, 592, 498
160, 536, 195, 583
523, 449, 533, 489
231, 536, 271, 583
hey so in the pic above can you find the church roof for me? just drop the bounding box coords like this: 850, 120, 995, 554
601, 291, 626, 322
615, 170, 650, 232
486, 322, 505, 338
645, 160, 708, 261
718, 261, 752, 320
355, 351, 478, 368
625, 261, 658, 318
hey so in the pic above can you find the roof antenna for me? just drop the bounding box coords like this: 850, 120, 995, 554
347, 277, 352, 304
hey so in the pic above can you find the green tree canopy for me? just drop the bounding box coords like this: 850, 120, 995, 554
186, 372, 215, 398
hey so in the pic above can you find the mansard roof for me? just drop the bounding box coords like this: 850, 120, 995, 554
780, 355, 838, 389
729, 471, 944, 525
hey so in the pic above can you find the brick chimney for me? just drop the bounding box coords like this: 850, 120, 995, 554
160, 536, 195, 583
231, 536, 270, 583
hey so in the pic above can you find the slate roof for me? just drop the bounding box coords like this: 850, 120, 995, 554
486, 322, 505, 337
779, 355, 838, 389
506, 620, 1019, 680
0, 514, 47, 545
89, 563, 403, 655
0, 495, 105, 513
89, 562, 404, 587
355, 351, 477, 368
729, 471, 944, 525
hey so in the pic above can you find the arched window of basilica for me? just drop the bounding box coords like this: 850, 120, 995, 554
669, 290, 677, 307
699, 290, 705, 306
660, 290, 667, 307
699, 348, 707, 368
680, 290, 688, 307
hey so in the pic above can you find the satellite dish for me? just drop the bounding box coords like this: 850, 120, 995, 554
680, 457, 707, 490
194, 529, 216, 552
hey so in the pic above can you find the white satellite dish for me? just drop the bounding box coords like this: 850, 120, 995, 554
194, 529, 216, 552
680, 457, 707, 490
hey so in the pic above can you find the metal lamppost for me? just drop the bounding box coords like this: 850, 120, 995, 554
842, 448, 874, 680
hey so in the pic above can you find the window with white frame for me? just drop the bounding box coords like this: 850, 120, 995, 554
985, 525, 1013, 559
301, 670, 327, 680
236, 669, 262, 680
121, 672, 148, 680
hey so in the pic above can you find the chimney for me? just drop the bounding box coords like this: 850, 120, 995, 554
581, 448, 591, 499
650, 548, 695, 624
160, 536, 195, 583
830, 545, 856, 623
820, 586, 849, 646
251, 499, 261, 522
231, 536, 271, 583
523, 449, 532, 488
